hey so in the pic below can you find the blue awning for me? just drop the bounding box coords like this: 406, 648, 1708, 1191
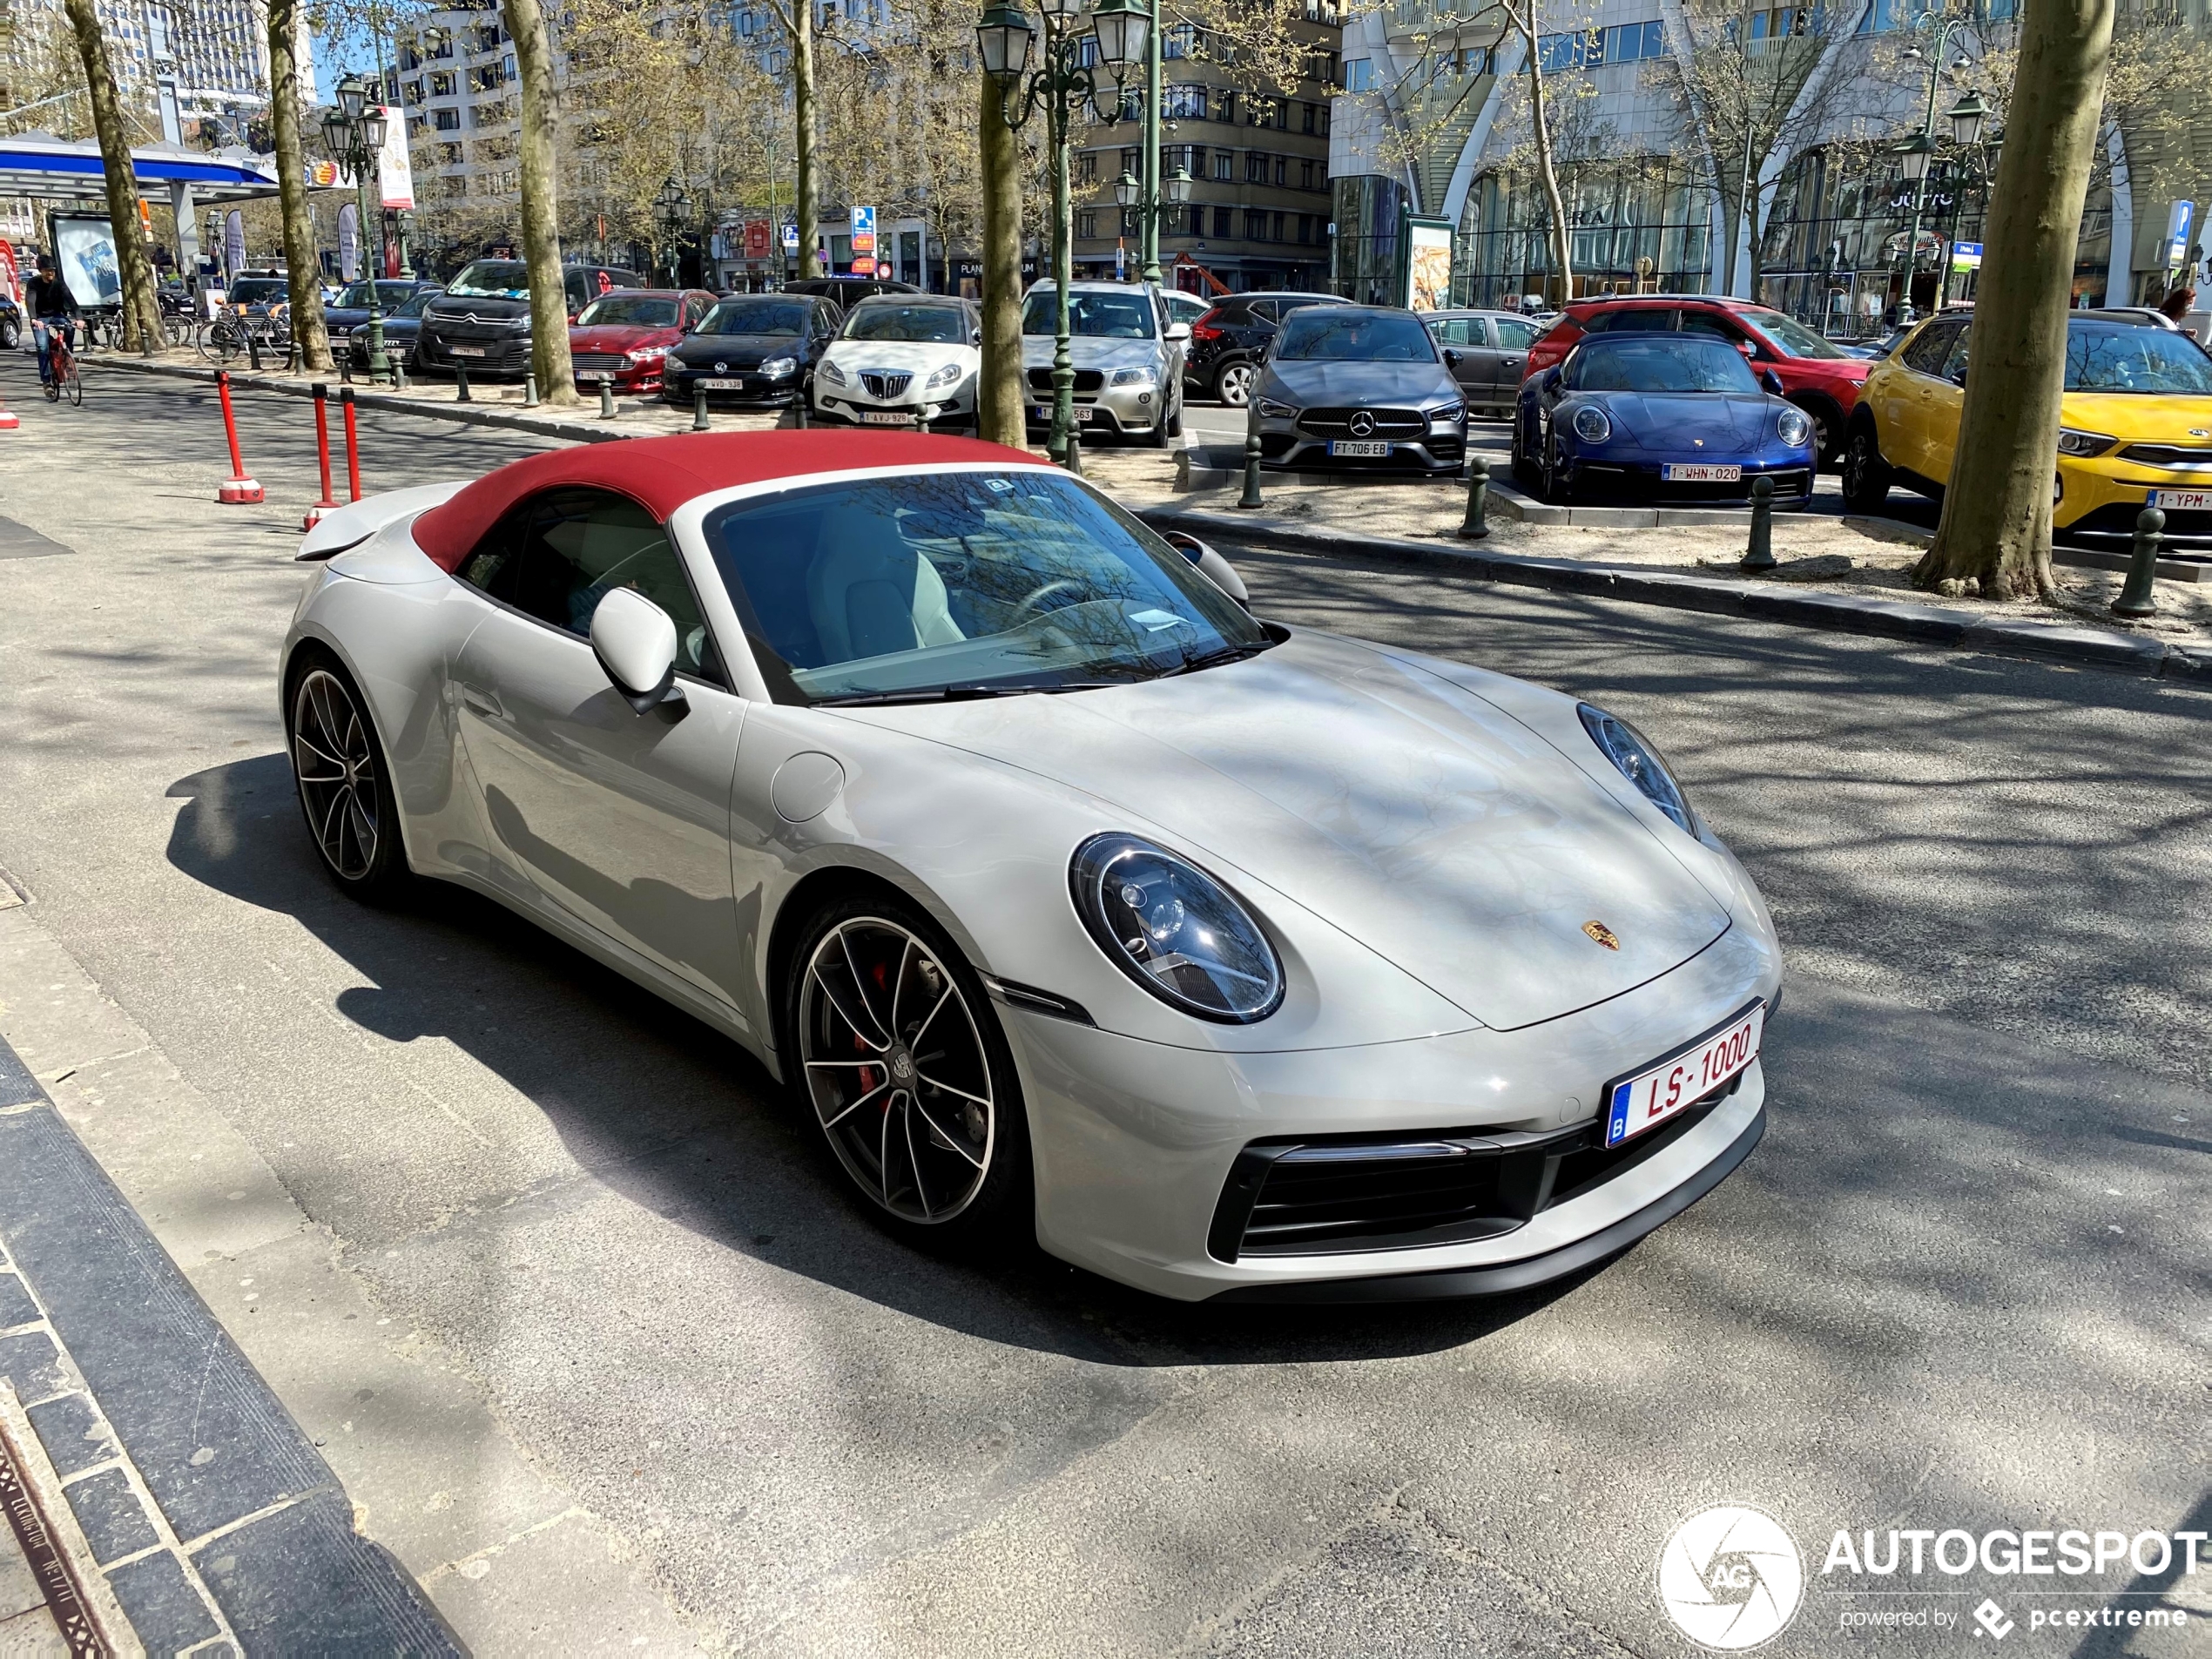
0, 132, 345, 204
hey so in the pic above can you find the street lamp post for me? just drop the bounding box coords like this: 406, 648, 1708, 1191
1091, 0, 1172, 284
321, 76, 391, 382
977, 0, 1112, 466
656, 175, 689, 287
1890, 22, 1974, 325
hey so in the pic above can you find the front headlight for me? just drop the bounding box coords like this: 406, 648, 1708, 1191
1579, 704, 1695, 834
1571, 404, 1612, 444
2056, 426, 2116, 457
1070, 833, 1285, 1023
1432, 401, 1465, 424
820, 358, 847, 385
625, 345, 667, 363
926, 361, 964, 389
1256, 398, 1295, 419
1109, 367, 1156, 387
1776, 406, 1812, 448
760, 355, 798, 377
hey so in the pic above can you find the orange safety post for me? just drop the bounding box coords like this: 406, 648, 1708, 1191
339, 386, 361, 502
214, 370, 264, 504
302, 382, 341, 529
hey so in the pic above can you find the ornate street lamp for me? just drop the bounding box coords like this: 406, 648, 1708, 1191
322, 75, 392, 381
1086, 0, 1167, 285
1115, 170, 1139, 209
1896, 128, 1932, 185
656, 173, 690, 286
974, 1, 1035, 81
1946, 87, 1988, 147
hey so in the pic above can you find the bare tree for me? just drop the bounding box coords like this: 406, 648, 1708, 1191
761, 0, 824, 280
1914, 0, 2114, 596
501, 0, 577, 401
57, 0, 161, 350
978, 70, 1024, 447
268, 0, 332, 369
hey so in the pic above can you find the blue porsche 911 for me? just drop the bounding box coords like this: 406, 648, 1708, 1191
1512, 334, 1817, 506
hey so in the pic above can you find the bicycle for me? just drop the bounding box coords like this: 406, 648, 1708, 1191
195, 309, 248, 366
43, 321, 82, 406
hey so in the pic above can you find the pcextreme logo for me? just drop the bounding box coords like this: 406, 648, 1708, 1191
1657, 1505, 1805, 1650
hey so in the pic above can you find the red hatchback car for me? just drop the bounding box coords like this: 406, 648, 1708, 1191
1522, 297, 1870, 465
569, 288, 719, 395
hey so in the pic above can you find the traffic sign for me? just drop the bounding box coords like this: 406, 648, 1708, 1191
851, 205, 876, 255
1951, 240, 1982, 272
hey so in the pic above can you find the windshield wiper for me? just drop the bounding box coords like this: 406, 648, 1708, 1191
813, 680, 1128, 707
1162, 641, 1272, 678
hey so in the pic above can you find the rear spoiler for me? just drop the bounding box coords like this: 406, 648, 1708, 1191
296, 481, 470, 562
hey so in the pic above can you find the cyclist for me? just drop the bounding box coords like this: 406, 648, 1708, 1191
26, 254, 78, 388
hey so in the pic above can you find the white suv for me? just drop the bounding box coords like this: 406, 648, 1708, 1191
1020, 280, 1188, 447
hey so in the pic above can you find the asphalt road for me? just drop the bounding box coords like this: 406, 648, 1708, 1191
0, 360, 2204, 1656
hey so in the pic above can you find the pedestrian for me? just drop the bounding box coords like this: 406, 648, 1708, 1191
2157, 284, 2195, 323
25, 254, 77, 387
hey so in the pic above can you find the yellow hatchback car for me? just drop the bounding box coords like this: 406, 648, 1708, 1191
1840, 311, 2212, 550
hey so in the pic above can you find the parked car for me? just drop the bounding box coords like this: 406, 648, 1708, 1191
1842, 310, 2212, 551
1163, 289, 1212, 331
784, 276, 921, 312
1422, 309, 1546, 420
813, 294, 982, 429
322, 279, 442, 347
220, 273, 291, 316
1183, 291, 1349, 407
1020, 280, 1187, 446
569, 288, 718, 395
1514, 332, 1816, 506
1251, 304, 1467, 475
345, 287, 445, 371
415, 259, 640, 377
1521, 296, 1870, 465
661, 292, 842, 409
285, 430, 1780, 1299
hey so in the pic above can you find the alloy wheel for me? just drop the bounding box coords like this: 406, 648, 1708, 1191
291, 668, 382, 881
1216, 362, 1254, 407
798, 917, 995, 1224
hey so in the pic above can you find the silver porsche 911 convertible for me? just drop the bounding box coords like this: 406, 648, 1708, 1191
283, 431, 1781, 1301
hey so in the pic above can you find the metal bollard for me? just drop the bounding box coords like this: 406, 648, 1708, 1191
597, 374, 616, 419
455, 362, 471, 402
247, 333, 263, 373
1236, 401, 1264, 509
693, 388, 710, 432
2112, 506, 2164, 617
1741, 474, 1777, 571
392, 358, 407, 393
523, 371, 539, 408
1065, 423, 1082, 475
794, 392, 808, 429
1458, 455, 1491, 539
340, 354, 354, 385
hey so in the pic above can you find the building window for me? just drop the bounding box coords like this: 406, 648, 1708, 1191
1120, 207, 1138, 236
1075, 152, 1098, 184
1217, 90, 1236, 122
1301, 158, 1317, 190
1540, 19, 1667, 68
1163, 83, 1208, 119
1301, 102, 1318, 134
1214, 206, 1233, 238
1274, 156, 1288, 185
428, 71, 455, 96
1163, 21, 1196, 57
1077, 209, 1097, 239
1122, 147, 1139, 179
1246, 150, 1267, 183
1344, 57, 1372, 92
1213, 152, 1233, 181
433, 106, 460, 130
1272, 211, 1285, 241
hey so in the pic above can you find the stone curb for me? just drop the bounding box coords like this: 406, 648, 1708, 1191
1139, 503, 2212, 685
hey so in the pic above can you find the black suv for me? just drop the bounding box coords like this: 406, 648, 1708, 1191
416, 259, 641, 376
783, 277, 921, 312
1184, 291, 1350, 406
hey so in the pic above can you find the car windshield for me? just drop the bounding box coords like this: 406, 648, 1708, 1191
705, 471, 1271, 705
228, 279, 285, 305
1568, 335, 1763, 394
2064, 324, 2212, 394
1748, 309, 1852, 360
1022, 292, 1156, 338
698, 300, 809, 336
337, 281, 418, 308
444, 260, 530, 299
393, 289, 441, 318
576, 295, 680, 327
843, 303, 969, 343
1275, 310, 1437, 362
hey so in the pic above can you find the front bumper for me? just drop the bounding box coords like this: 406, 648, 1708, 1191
1022, 372, 1167, 435
662, 367, 802, 406
415, 327, 532, 375
815, 378, 975, 428
1002, 920, 1780, 1301
1258, 415, 1467, 474
2056, 455, 2212, 550
1558, 455, 1815, 507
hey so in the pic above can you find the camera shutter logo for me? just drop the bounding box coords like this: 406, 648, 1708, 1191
1656, 1505, 1804, 1650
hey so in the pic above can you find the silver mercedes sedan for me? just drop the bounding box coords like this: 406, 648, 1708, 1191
1252, 304, 1468, 474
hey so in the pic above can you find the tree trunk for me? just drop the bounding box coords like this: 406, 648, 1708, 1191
502, 0, 577, 402
976, 74, 1024, 448
266, 0, 331, 371
1512, 14, 1575, 305
794, 0, 820, 280
60, 0, 162, 353
1915, 0, 2114, 597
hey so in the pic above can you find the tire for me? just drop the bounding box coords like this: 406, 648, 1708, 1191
1540, 435, 1570, 504
60, 358, 79, 406
1212, 360, 1256, 407
0, 314, 18, 350
1510, 422, 1534, 489
286, 654, 408, 900
1166, 400, 1184, 440
783, 890, 1033, 1250
1840, 423, 1892, 512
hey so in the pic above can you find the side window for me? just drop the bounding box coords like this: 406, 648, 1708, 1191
1244, 300, 1280, 325
474, 488, 720, 681
1678, 311, 1744, 346
1939, 327, 1973, 383
1432, 318, 1476, 346
1901, 322, 1959, 376
1584, 308, 1677, 335
1494, 317, 1538, 350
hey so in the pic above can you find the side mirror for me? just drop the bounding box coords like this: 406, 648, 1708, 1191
1539, 366, 1563, 396
1165, 320, 1190, 341
1442, 347, 1463, 368
971, 327, 983, 345
1760, 368, 1785, 395
1161, 530, 1251, 610
590, 589, 686, 714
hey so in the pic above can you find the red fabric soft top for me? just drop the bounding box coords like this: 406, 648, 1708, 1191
410, 429, 1035, 573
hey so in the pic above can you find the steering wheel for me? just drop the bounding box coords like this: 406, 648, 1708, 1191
1009, 579, 1084, 625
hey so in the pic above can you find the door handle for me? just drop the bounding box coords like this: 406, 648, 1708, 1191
1500, 356, 1521, 368
459, 684, 502, 719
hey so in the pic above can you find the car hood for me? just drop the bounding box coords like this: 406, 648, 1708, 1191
823, 340, 977, 375
669, 334, 805, 368
570, 323, 678, 353
428, 296, 529, 322
1020, 334, 1160, 370
1265, 359, 1457, 406
841, 632, 1730, 1030
1581, 392, 1777, 450
2058, 390, 2212, 442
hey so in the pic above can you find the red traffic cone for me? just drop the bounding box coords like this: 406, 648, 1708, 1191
214, 370, 264, 505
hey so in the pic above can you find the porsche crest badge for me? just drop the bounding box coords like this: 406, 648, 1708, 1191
1583, 921, 1621, 951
